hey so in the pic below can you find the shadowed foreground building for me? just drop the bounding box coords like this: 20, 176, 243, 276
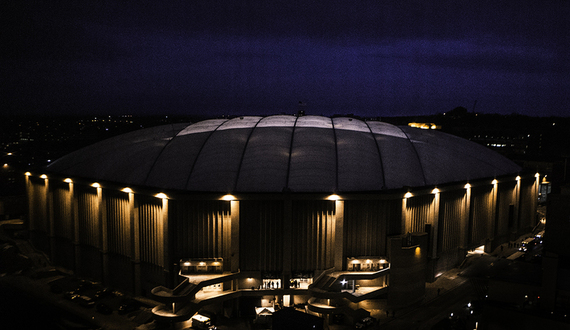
24, 115, 538, 324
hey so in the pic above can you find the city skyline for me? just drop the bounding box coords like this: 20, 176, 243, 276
2, 1, 569, 118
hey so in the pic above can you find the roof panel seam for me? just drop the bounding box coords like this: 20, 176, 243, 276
233, 117, 263, 192
364, 120, 386, 189
398, 127, 427, 186
284, 116, 300, 191
183, 119, 229, 190
142, 124, 188, 186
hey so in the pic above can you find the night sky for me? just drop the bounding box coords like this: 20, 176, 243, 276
2, 1, 569, 118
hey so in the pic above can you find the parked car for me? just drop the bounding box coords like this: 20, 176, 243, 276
63, 291, 79, 301
94, 288, 115, 300
96, 302, 113, 315
75, 295, 95, 308
118, 298, 141, 315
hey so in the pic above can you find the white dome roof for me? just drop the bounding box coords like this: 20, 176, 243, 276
47, 115, 521, 192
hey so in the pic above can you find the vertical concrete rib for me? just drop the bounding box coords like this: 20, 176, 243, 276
183, 119, 229, 190
284, 116, 300, 191
364, 120, 386, 189
398, 127, 427, 186
233, 117, 263, 192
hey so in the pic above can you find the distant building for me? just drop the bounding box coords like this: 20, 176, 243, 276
25, 115, 538, 325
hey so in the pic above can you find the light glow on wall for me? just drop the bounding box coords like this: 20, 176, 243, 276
64, 178, 72, 183
24, 172, 31, 176
492, 179, 498, 185
326, 194, 341, 201
431, 188, 440, 194
221, 194, 235, 201
91, 182, 101, 188
404, 192, 413, 198
40, 174, 48, 179
155, 192, 168, 199
464, 183, 471, 189
121, 187, 133, 193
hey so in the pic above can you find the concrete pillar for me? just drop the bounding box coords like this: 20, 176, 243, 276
24, 173, 31, 228
514, 176, 521, 232
490, 180, 498, 238
401, 197, 407, 234
334, 200, 344, 271
46, 177, 56, 261
66, 181, 80, 275
431, 191, 440, 259
486, 180, 498, 253
460, 185, 471, 249
230, 200, 240, 273
283, 197, 292, 288
98, 186, 109, 284
160, 197, 171, 287
128, 191, 142, 295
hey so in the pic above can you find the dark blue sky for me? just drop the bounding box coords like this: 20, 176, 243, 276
2, 1, 569, 117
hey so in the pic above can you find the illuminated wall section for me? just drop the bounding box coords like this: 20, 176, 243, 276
291, 200, 335, 272
52, 182, 74, 268
171, 200, 231, 270
469, 185, 494, 245
438, 190, 464, 253
344, 199, 400, 258
519, 177, 537, 230
28, 178, 48, 228
77, 188, 101, 248
405, 194, 435, 233
497, 182, 517, 240
105, 190, 131, 256
75, 186, 102, 280
137, 194, 167, 294
104, 190, 133, 290
239, 200, 284, 272
138, 195, 164, 267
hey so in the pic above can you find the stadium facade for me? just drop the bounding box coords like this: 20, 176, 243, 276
25, 115, 538, 322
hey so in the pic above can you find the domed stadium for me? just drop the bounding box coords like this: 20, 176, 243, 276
25, 115, 538, 324
46, 115, 520, 193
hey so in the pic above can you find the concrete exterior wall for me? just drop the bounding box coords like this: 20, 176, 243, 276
387, 233, 428, 308
24, 172, 536, 303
